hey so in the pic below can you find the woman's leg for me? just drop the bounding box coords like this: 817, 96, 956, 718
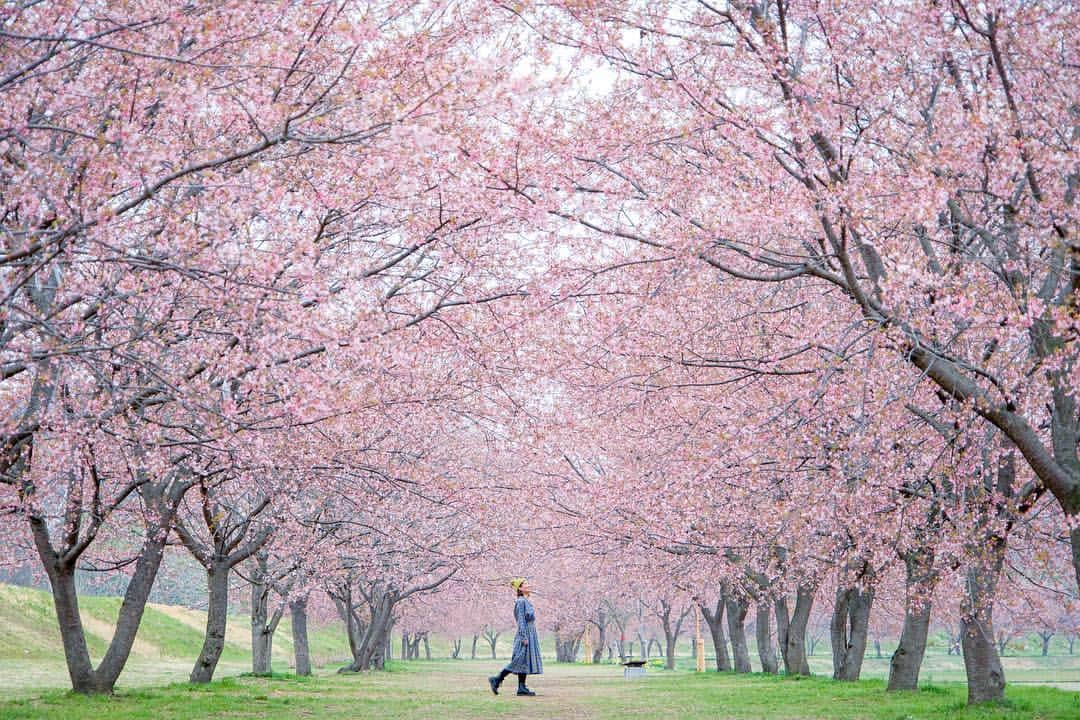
489, 668, 511, 694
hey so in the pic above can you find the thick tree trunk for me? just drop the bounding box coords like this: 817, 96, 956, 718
34, 506, 175, 694
1071, 524, 1080, 599
756, 602, 779, 674
776, 585, 814, 676
369, 608, 394, 669
593, 610, 607, 663
191, 561, 230, 683
658, 602, 684, 671
340, 593, 395, 672
252, 626, 274, 675
887, 553, 934, 692
96, 509, 175, 691
471, 634, 478, 659
347, 608, 365, 659
700, 599, 731, 672
831, 584, 874, 681
961, 538, 1007, 704
663, 630, 676, 670
41, 561, 96, 692
401, 633, 409, 661
290, 597, 312, 676
251, 576, 273, 676
725, 595, 751, 673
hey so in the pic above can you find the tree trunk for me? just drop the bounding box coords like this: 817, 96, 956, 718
96, 490, 182, 691
776, 585, 814, 676
190, 561, 230, 683
831, 584, 874, 681
251, 567, 271, 675
342, 593, 395, 672
402, 633, 409, 661
555, 631, 579, 662
406, 634, 419, 660
1071, 522, 1080, 601
593, 610, 607, 663
451, 637, 462, 659
725, 595, 751, 673
471, 634, 478, 659
253, 627, 274, 675
658, 602, 684, 671
290, 597, 312, 677
1040, 633, 1052, 657
960, 537, 1007, 704
40, 561, 96, 692
35, 506, 175, 694
756, 602, 779, 674
251, 600, 272, 674
874, 639, 882, 659
700, 599, 731, 672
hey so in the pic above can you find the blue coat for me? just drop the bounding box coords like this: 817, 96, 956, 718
504, 596, 543, 675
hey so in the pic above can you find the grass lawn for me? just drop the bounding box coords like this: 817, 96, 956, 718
0, 660, 1077, 720
1, 584, 1077, 718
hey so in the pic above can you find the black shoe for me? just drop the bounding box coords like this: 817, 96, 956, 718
488, 676, 500, 695
516, 686, 536, 696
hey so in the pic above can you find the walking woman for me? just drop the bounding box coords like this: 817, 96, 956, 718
488, 578, 543, 696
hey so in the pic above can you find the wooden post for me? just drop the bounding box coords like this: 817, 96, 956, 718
696, 605, 705, 672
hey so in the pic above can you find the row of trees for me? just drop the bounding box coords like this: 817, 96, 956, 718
2, 0, 1076, 707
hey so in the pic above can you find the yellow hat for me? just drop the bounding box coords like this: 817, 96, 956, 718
510, 578, 526, 591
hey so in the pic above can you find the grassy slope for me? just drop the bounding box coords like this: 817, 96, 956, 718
0, 584, 350, 690
0, 661, 1077, 720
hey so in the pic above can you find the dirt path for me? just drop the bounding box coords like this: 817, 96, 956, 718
394, 661, 635, 719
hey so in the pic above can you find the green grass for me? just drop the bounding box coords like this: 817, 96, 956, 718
0, 584, 353, 696
79, 595, 247, 662
0, 661, 1076, 720
1, 583, 1076, 718
0, 585, 109, 660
